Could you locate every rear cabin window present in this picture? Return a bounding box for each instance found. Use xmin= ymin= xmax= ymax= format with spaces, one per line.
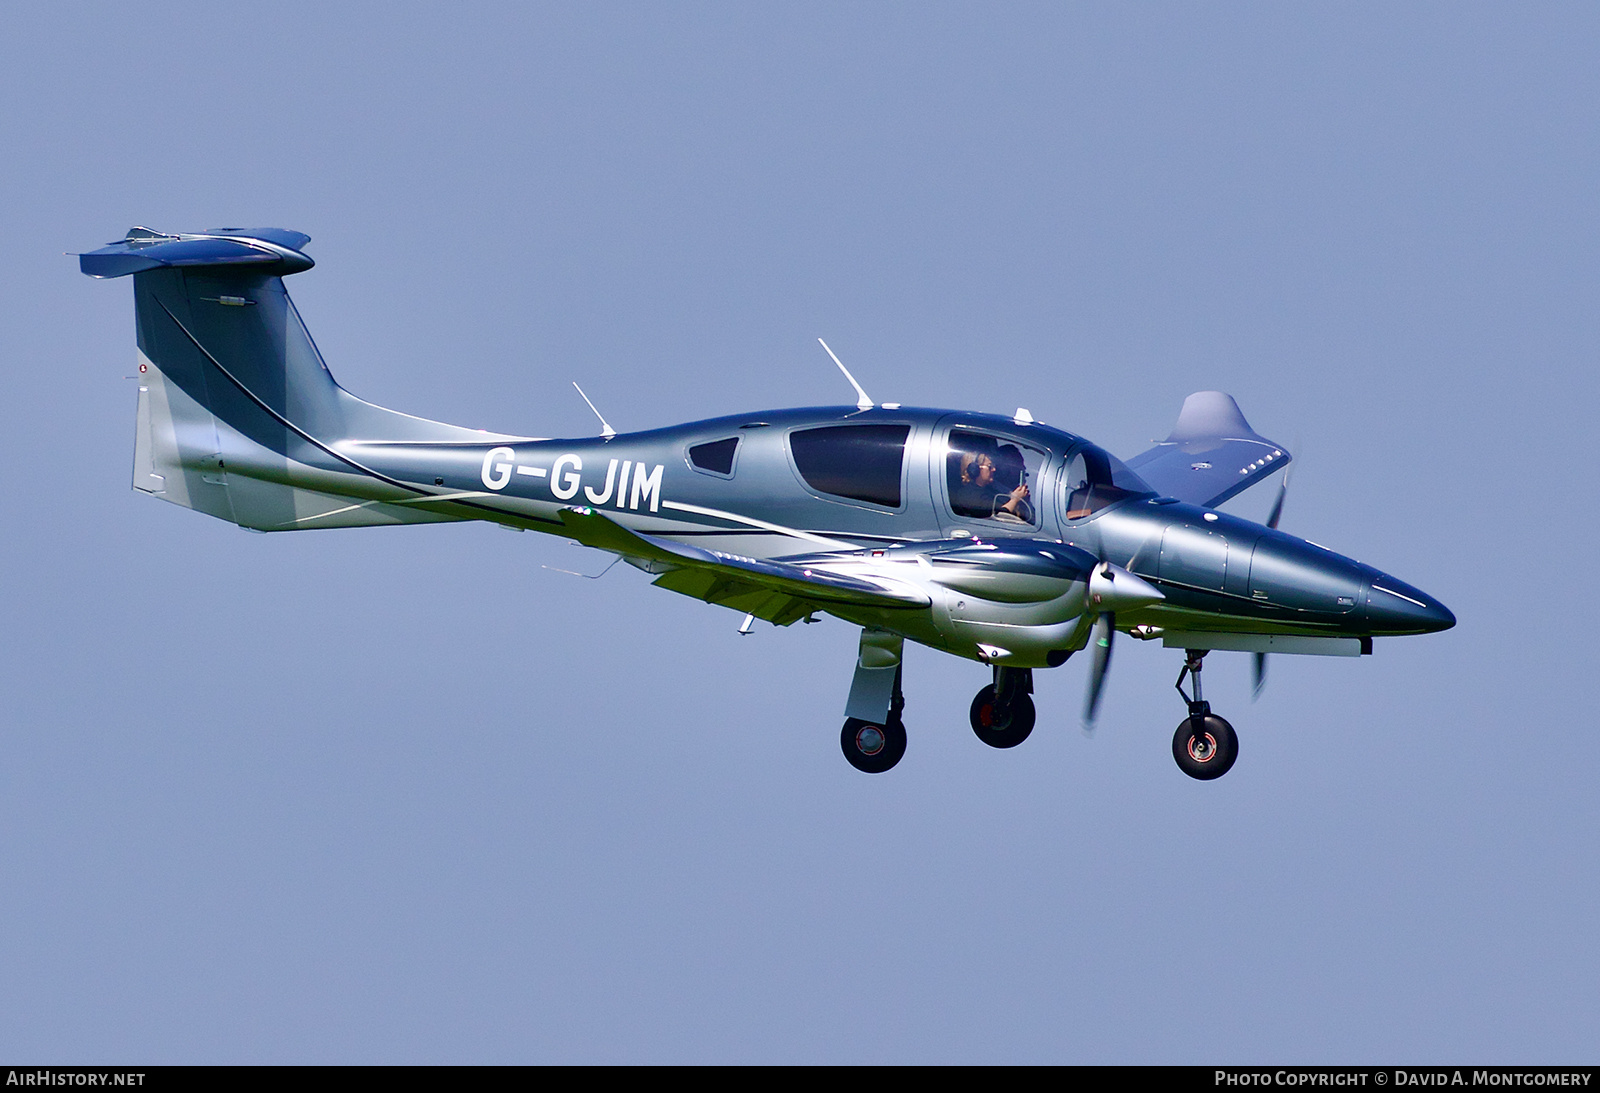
xmin=789 ymin=424 xmax=910 ymax=507
xmin=689 ymin=437 xmax=740 ymax=476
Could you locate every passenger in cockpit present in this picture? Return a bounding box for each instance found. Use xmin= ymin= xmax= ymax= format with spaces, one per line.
xmin=992 ymin=444 xmax=1032 ymax=523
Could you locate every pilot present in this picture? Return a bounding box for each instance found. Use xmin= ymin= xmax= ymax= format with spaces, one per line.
xmin=955 ymin=449 xmax=1030 ymax=521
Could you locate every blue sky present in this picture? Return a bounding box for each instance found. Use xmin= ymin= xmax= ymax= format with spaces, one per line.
xmin=1 ymin=2 xmax=1595 ymax=1062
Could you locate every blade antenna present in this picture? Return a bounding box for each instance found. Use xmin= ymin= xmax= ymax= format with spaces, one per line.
xmin=817 ymin=338 xmax=873 ymax=411
xmin=571 ymin=381 xmax=617 ymax=439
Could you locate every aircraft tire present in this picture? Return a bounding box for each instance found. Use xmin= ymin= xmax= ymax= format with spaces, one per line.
xmin=968 ymin=685 xmax=1036 ymax=749
xmin=1172 ymin=714 xmax=1238 ymax=780
xmin=841 ymin=717 xmax=906 ymax=774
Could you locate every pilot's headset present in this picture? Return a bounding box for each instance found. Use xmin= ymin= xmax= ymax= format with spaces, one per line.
xmin=957 ymin=450 xmax=985 ymax=483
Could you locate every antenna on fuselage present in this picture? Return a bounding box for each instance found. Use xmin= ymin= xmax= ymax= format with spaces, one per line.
xmin=817 ymin=338 xmax=874 ymax=411
xmin=571 ymin=381 xmax=617 ymax=439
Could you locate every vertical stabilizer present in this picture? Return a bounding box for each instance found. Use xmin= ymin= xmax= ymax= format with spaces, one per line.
xmin=83 ymin=228 xmax=507 ymax=530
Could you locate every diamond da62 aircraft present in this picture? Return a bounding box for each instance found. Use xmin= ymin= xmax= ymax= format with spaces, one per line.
xmin=81 ymin=227 xmax=1454 ymax=779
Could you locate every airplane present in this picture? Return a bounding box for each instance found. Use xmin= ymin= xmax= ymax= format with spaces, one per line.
xmin=80 ymin=226 xmax=1455 ymax=779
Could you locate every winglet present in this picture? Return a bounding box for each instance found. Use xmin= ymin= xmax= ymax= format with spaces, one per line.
xmin=1164 ymin=391 xmax=1262 ymax=446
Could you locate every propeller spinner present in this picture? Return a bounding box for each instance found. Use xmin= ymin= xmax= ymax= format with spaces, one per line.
xmin=1081 ymin=562 xmax=1163 ymax=731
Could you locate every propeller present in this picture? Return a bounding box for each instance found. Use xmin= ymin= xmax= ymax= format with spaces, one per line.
xmin=1080 ymin=562 xmax=1163 ymax=732
xmin=1265 ymin=476 xmax=1288 ymax=531
xmin=1084 ymin=612 xmax=1115 ymax=725
xmin=1255 ymin=456 xmax=1294 ymax=700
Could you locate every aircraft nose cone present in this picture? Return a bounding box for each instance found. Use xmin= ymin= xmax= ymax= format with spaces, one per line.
xmin=1365 ymin=574 xmax=1455 ymax=635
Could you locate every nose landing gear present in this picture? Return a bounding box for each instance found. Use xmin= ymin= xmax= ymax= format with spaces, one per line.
xmin=969 ymin=666 xmax=1036 ymax=749
xmin=1171 ymin=649 xmax=1238 ymax=780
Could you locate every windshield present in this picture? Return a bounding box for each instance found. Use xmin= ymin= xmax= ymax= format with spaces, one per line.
xmin=1062 ymin=444 xmax=1155 ymax=519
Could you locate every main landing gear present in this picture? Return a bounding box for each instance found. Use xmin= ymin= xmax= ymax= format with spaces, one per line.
xmin=1171 ymin=649 xmax=1238 ymax=780
xmin=969 ymin=667 xmax=1035 ymax=749
xmin=840 ymin=664 xmax=908 ymax=774
xmin=836 ymin=630 xmax=1241 ymax=779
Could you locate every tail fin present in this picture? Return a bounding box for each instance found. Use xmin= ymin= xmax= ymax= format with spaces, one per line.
xmin=83 ymin=228 xmax=499 ymax=531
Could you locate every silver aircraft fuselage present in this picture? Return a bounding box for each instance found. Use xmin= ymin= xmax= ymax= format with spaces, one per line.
xmin=82 ymin=226 xmax=1453 ymax=778
xmin=329 ymin=406 xmax=1450 ymax=668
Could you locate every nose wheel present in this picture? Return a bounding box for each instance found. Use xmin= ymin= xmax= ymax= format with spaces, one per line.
xmin=1171 ymin=650 xmax=1239 ymax=780
xmin=969 ymin=667 xmax=1036 ymax=748
xmin=1172 ymin=713 xmax=1238 ymax=779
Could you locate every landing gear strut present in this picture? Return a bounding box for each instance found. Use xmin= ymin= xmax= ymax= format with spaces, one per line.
xmin=841 ymin=665 xmax=907 ymax=774
xmin=1171 ymin=649 xmax=1238 ymax=780
xmin=970 ymin=667 xmax=1036 ymax=749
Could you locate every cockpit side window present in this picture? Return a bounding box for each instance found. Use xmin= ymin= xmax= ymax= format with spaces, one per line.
xmin=1062 ymin=445 xmax=1155 ymax=520
xmin=945 ymin=428 xmax=1046 ymax=526
xmin=789 ymin=424 xmax=910 ymax=507
xmin=688 ymin=436 xmax=740 ymax=477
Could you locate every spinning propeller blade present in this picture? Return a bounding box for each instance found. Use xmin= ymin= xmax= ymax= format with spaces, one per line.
xmin=1083 ymin=612 xmax=1115 ymax=730
xmin=1265 ymin=479 xmax=1288 ymax=531
xmin=1257 ymin=457 xmax=1294 ymax=695
xmin=1079 ymin=561 xmax=1162 ymax=732
xmin=1265 ymin=449 xmax=1298 ymax=529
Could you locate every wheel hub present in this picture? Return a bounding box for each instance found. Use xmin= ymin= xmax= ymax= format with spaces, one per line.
xmin=1187 ymin=732 xmax=1217 ymax=762
xmin=855 ymin=725 xmax=887 ymax=756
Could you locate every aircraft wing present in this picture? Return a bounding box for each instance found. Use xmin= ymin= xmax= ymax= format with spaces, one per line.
xmin=1125 ymin=391 xmax=1291 ymax=509
xmin=555 ymin=507 xmax=929 ymax=626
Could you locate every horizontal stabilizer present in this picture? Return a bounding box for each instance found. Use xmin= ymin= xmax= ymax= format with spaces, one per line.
xmin=555 ymin=507 xmax=927 ymax=624
xmin=80 ymin=227 xmax=313 ymax=279
xmin=1125 ymin=391 xmax=1290 ymax=508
